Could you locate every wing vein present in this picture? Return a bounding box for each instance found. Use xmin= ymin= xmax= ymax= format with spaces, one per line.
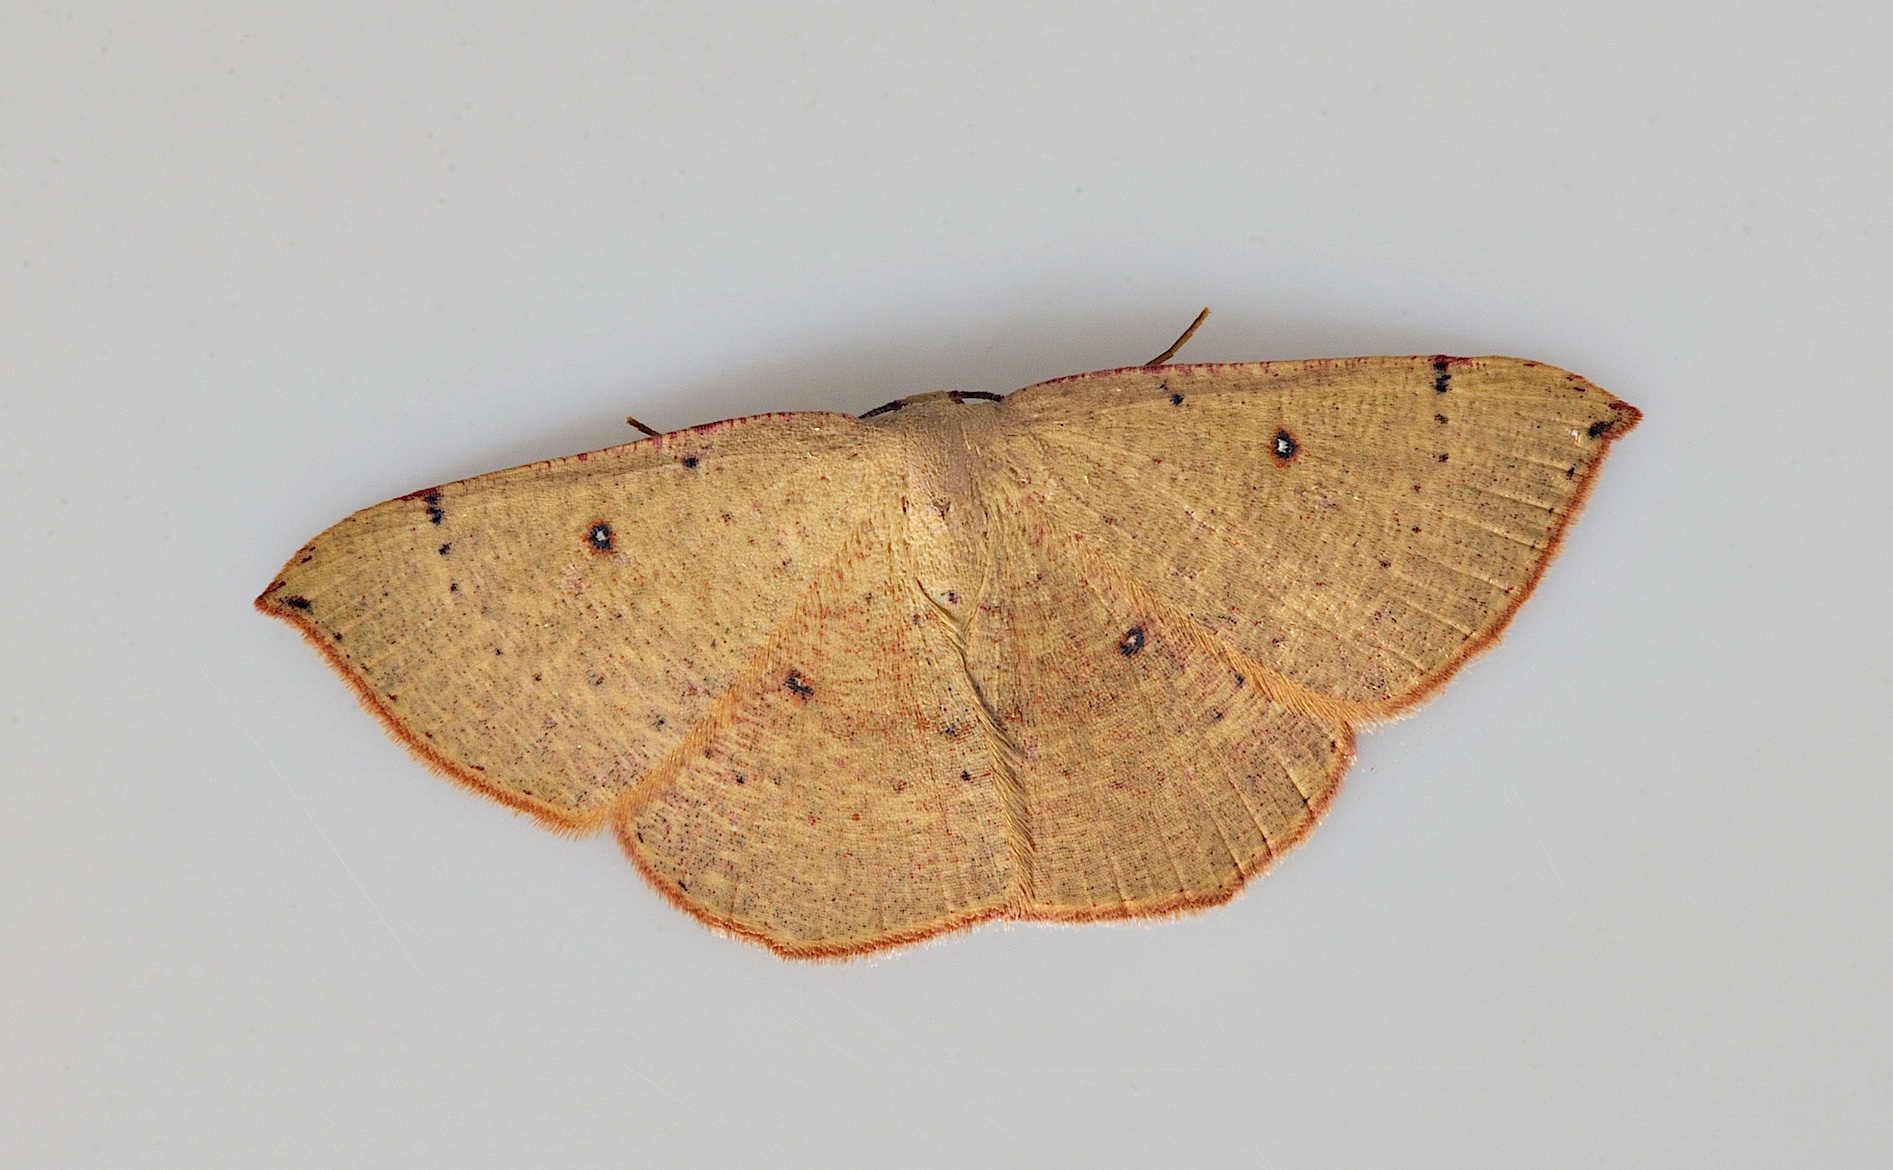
xmin=1464 ymin=482 xmax=1558 ymax=511
xmin=1065 ymin=561 xmax=1225 ymax=899
xmin=995 ymin=459 xmax=1365 ymax=719
xmin=613 ymin=513 xmax=881 ymax=819
xmin=1432 ymin=508 xmax=1546 ymax=551
xmin=1381 ymin=584 xmax=1478 ymax=637
xmin=1264 ymin=737 xmax=1314 ymax=808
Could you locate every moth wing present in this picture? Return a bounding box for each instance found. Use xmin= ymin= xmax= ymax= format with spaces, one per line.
xmin=997 ymin=357 xmax=1641 ymax=718
xmin=257 ymin=412 xmax=883 ymax=832
xmin=967 ymin=496 xmax=1353 ymax=919
xmin=617 ymin=500 xmax=1015 ymax=958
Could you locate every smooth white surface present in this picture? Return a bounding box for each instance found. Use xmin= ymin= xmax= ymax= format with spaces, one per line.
xmin=3 ymin=3 xmax=1888 ymax=1166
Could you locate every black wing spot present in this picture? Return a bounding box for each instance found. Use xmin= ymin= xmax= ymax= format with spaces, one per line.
xmin=282 ymin=595 xmax=312 ymax=610
xmin=438 ymin=543 xmax=451 ymax=555
xmin=586 ymin=522 xmax=614 ymax=553
xmin=1587 ymin=418 xmax=1613 ymax=438
xmin=1433 ymin=359 xmax=1451 ymax=394
xmin=961 ymin=770 xmax=971 ymax=782
xmin=1436 ymin=453 xmax=1449 ymax=462
xmin=682 ymin=455 xmax=699 ymax=468
xmin=424 ymin=493 xmax=445 ymax=525
xmin=1272 ymin=429 xmax=1299 ymax=464
xmin=1435 ymin=413 xmax=1448 ymax=424
xmin=784 ymin=671 xmax=814 ymax=699
xmin=1170 ymin=393 xmax=1184 ymax=406
xmin=1118 ymin=625 xmax=1146 ymax=656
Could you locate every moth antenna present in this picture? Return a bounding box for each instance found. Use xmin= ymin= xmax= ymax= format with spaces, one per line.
xmin=625 ymin=415 xmax=662 ymax=437
xmin=1147 ymin=307 xmax=1210 ymax=365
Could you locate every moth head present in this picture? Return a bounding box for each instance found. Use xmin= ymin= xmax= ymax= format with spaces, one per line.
xmin=860 ymin=390 xmax=1006 ymax=422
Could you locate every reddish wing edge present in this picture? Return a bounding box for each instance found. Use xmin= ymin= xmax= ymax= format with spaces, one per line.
xmin=1008 ymin=357 xmax=1643 ymax=726
xmin=1362 ymin=390 xmax=1641 ymax=723
xmin=254 ymin=589 xmax=606 ymax=837
xmin=252 ymin=413 xmax=863 ymax=837
xmin=610 ymin=729 xmax=1357 ymax=961
xmin=256 ymin=357 xmax=1641 ymax=959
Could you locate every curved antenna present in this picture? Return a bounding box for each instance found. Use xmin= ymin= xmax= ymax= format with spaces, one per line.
xmin=1147 ymin=307 xmax=1211 ymax=365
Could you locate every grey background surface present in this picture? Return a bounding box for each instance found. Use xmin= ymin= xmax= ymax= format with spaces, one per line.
xmin=3 ymin=3 xmax=1888 ymax=1166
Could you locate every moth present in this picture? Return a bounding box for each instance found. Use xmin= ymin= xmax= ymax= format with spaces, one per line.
xmin=259 ymin=320 xmax=1639 ymax=958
